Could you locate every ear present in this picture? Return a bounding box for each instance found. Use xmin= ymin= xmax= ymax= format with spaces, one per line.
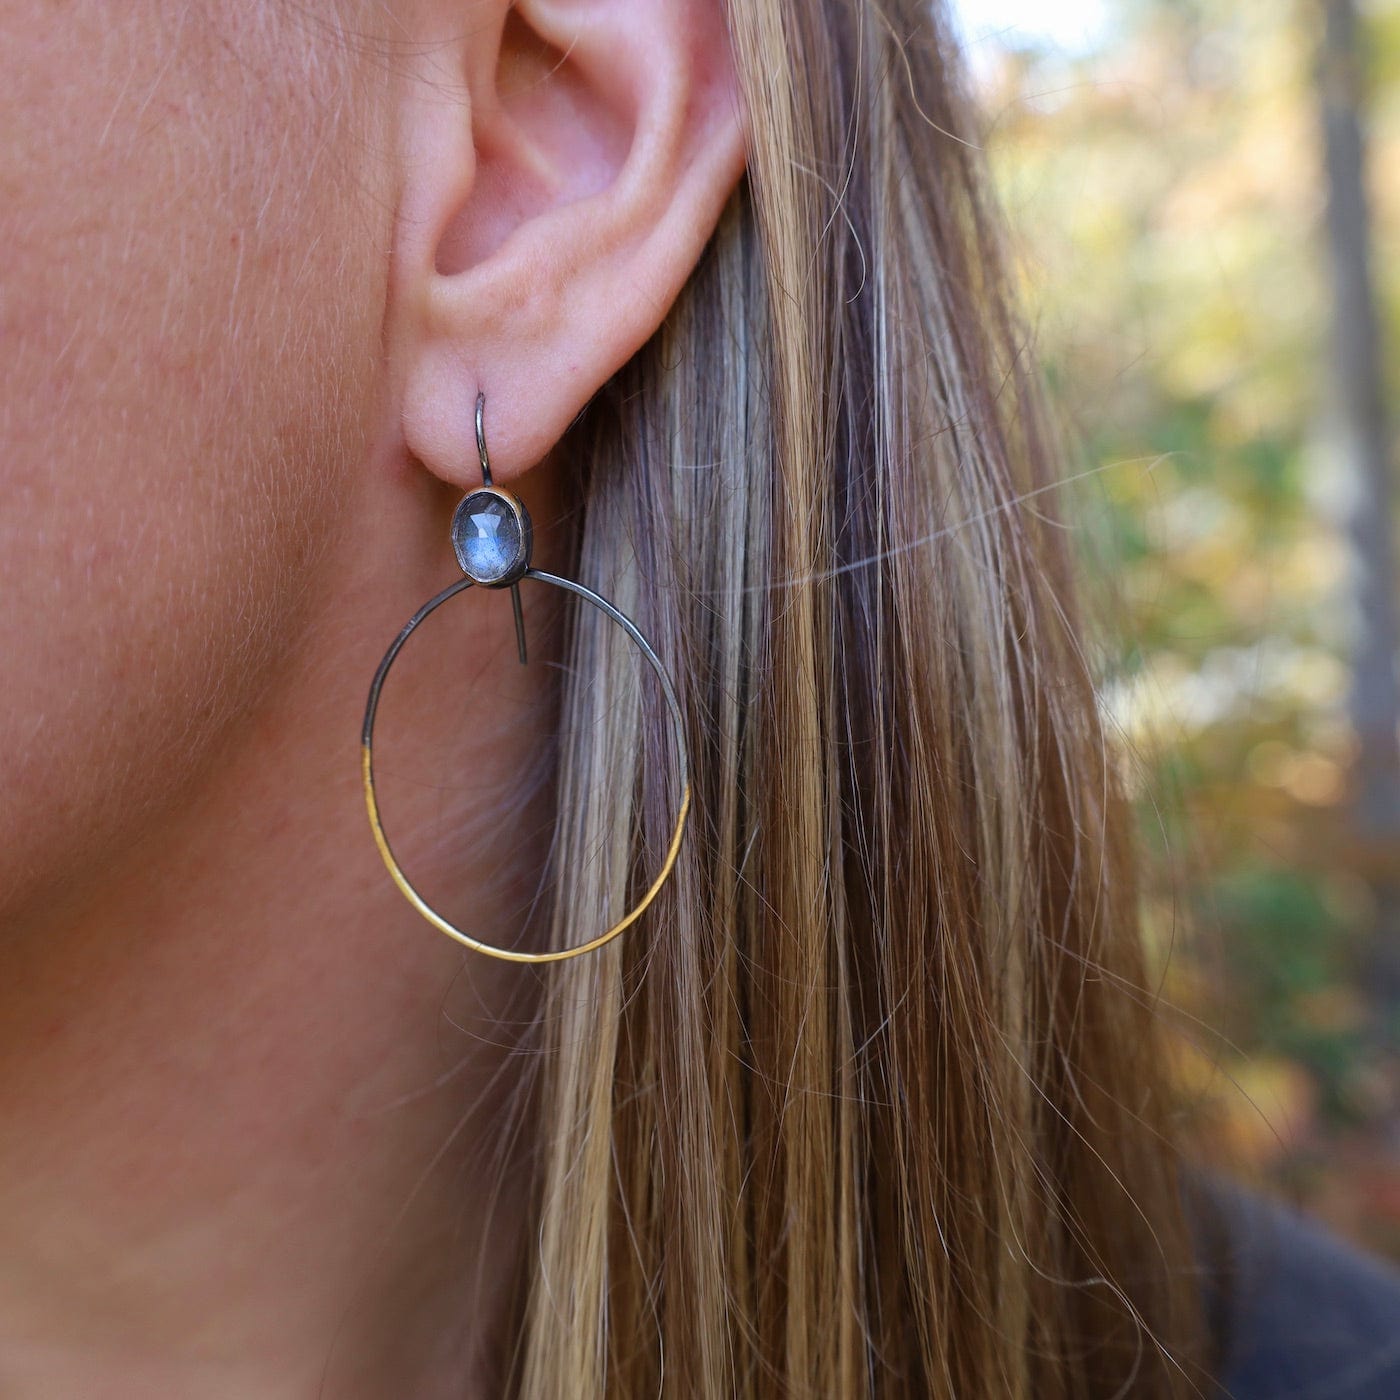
xmin=392 ymin=0 xmax=745 ymax=488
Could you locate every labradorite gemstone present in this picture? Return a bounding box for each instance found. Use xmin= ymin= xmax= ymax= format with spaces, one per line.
xmin=452 ymin=490 xmax=525 ymax=584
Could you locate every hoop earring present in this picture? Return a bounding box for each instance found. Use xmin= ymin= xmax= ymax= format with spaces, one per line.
xmin=361 ymin=393 xmax=691 ymax=964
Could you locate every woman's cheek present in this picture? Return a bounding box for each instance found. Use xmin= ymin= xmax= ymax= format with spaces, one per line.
xmin=0 ymin=1 xmax=390 ymax=921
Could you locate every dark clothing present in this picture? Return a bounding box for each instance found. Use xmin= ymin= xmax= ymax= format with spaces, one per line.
xmin=1205 ymin=1183 xmax=1400 ymax=1399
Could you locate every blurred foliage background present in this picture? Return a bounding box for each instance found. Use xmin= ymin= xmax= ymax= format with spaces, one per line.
xmin=957 ymin=0 xmax=1400 ymax=1257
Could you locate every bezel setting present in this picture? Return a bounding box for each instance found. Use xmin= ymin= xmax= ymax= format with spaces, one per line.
xmin=450 ymin=487 xmax=533 ymax=588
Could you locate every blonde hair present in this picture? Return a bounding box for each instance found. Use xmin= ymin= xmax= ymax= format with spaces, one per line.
xmin=512 ymin=2 xmax=1209 ymax=1394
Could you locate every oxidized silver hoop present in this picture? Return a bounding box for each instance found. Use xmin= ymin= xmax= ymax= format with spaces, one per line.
xmin=361 ymin=393 xmax=691 ymax=964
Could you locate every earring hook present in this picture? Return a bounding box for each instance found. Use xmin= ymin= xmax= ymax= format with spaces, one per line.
xmin=475 ymin=391 xmax=528 ymax=665
xmin=475 ymin=390 xmax=493 ymax=487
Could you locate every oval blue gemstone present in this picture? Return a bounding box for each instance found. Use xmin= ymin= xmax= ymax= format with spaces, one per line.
xmin=452 ymin=491 xmax=524 ymax=583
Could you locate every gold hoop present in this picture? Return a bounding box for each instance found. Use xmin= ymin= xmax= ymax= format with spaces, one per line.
xmin=363 ymin=394 xmax=690 ymax=961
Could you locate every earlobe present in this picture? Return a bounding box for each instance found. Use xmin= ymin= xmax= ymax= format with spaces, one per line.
xmin=394 ymin=0 xmax=745 ymax=491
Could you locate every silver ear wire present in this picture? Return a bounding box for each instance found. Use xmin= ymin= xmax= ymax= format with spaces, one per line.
xmin=474 ymin=390 xmax=493 ymax=486
xmin=475 ymin=391 xmax=528 ymax=665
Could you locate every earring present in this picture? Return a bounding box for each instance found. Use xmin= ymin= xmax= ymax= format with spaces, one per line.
xmin=361 ymin=393 xmax=691 ymax=963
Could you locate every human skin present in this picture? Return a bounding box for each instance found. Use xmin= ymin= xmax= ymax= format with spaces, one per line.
xmin=0 ymin=1 xmax=743 ymax=1394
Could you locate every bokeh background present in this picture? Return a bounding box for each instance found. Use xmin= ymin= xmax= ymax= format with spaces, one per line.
xmin=950 ymin=0 xmax=1400 ymax=1259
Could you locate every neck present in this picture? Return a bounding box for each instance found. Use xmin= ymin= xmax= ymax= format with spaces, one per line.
xmin=0 ymin=470 xmax=567 ymax=1398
